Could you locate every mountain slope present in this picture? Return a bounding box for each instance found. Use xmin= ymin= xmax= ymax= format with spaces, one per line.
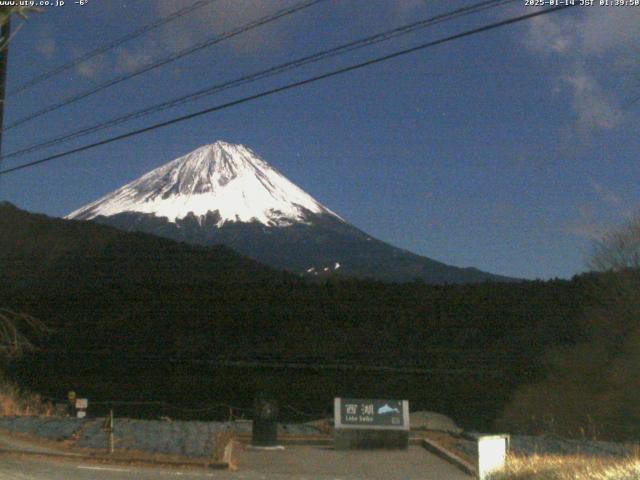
xmin=0 ymin=201 xmax=283 ymax=290
xmin=67 ymin=141 xmax=514 ymax=284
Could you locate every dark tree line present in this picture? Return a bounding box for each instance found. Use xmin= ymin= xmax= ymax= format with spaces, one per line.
xmin=1 ymin=202 xmax=632 ymax=434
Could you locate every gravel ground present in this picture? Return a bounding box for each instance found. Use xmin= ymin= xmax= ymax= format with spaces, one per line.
xmin=0 ymin=416 xmax=324 ymax=458
xmin=2 ymin=415 xmax=633 ymax=464
xmin=0 ymin=417 xmax=85 ymax=441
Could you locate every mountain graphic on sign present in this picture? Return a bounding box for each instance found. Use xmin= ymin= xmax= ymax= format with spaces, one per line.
xmin=377 ymin=404 xmax=400 ymax=415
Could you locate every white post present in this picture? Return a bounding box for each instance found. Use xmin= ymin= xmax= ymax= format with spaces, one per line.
xmin=477 ymin=435 xmax=509 ymax=480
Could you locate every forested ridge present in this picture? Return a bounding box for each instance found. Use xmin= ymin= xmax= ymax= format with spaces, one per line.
xmin=0 ymin=202 xmax=613 ymax=433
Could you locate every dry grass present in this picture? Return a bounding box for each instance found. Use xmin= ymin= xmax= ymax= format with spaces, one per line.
xmin=0 ymin=309 xmax=53 ymax=417
xmin=0 ymin=374 xmax=53 ymax=416
xmin=0 ymin=309 xmax=51 ymax=360
xmin=489 ymin=454 xmax=640 ymax=480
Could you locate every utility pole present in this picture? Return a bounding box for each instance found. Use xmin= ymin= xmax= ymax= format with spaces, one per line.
xmin=108 ymin=409 xmax=114 ymax=454
xmin=103 ymin=409 xmax=115 ymax=454
xmin=0 ymin=15 xmax=10 ymax=158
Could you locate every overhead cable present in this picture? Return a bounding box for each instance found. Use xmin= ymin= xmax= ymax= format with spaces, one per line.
xmin=3 ymin=0 xmax=328 ymax=130
xmin=1 ymin=0 xmax=515 ymax=163
xmin=7 ymin=0 xmax=220 ymax=97
xmin=0 ymin=5 xmax=576 ymax=177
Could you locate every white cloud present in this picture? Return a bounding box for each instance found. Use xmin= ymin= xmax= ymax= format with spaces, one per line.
xmin=35 ymin=37 xmax=56 ymax=58
xmin=525 ymin=12 xmax=572 ymax=54
xmin=563 ymin=182 xmax=631 ymax=240
xmin=524 ymin=8 xmax=640 ymax=133
xmin=112 ymin=0 xmax=313 ymax=74
xmin=563 ymin=220 xmax=607 ymax=240
xmin=563 ymin=205 xmax=608 ymax=240
xmin=388 ymin=0 xmax=430 ymax=21
xmin=35 ymin=28 xmax=57 ymax=58
xmin=590 ymin=180 xmax=621 ymax=207
xmin=562 ymin=64 xmax=622 ymax=133
xmin=155 ymin=0 xmax=300 ymax=56
xmin=75 ymin=54 xmax=107 ymax=80
xmin=576 ymin=9 xmax=640 ymax=56
xmin=115 ymin=43 xmax=159 ymax=74
xmin=113 ymin=0 xmax=440 ymax=76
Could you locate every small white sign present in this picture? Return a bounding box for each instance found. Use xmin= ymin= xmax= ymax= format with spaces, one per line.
xmin=76 ymin=410 xmax=87 ymax=419
xmin=75 ymin=398 xmax=88 ymax=409
xmin=477 ymin=435 xmax=508 ymax=480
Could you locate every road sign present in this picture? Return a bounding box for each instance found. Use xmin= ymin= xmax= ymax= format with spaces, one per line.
xmin=334 ymin=398 xmax=410 ymax=430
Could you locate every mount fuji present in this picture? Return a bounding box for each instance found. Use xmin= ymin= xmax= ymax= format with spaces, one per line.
xmin=67 ymin=141 xmax=513 ymax=283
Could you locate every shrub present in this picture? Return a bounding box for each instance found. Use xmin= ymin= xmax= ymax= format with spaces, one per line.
xmin=489 ymin=454 xmax=640 ymax=480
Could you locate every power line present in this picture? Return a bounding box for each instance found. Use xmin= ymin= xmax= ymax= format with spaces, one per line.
xmin=2 ymin=0 xmax=327 ymax=131
xmin=7 ymin=0 xmax=220 ymax=98
xmin=0 ymin=5 xmax=576 ymax=177
xmin=38 ymin=394 xmax=253 ymax=415
xmin=26 ymin=350 xmax=520 ymax=375
xmin=0 ymin=14 xmax=9 ymax=156
xmin=30 ymin=349 xmax=548 ymax=362
xmin=1 ymin=0 xmax=515 ymax=163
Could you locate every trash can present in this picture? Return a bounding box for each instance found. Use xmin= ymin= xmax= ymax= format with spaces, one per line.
xmin=252 ymin=398 xmax=278 ymax=446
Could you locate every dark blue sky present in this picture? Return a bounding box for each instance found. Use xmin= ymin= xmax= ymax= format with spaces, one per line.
xmin=1 ymin=0 xmax=638 ymax=280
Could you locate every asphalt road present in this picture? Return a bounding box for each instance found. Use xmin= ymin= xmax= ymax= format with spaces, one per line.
xmin=0 ymin=457 xmax=225 ymax=480
xmin=0 ymin=431 xmax=472 ymax=479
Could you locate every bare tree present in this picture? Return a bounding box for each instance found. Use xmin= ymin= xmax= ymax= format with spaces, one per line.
xmin=0 ymin=309 xmax=51 ymax=361
xmin=589 ymin=217 xmax=640 ymax=272
xmin=0 ymin=6 xmax=40 ymax=26
xmin=499 ymin=216 xmax=640 ymax=439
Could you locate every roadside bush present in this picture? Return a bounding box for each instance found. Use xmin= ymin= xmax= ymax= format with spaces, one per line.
xmin=0 ymin=373 xmax=53 ymax=416
xmin=489 ymin=454 xmax=640 ymax=480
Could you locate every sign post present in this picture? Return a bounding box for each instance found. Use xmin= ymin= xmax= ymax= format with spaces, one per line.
xmin=102 ymin=409 xmax=115 ymax=454
xmin=334 ymin=398 xmax=410 ymax=449
xmin=75 ymin=398 xmax=88 ymax=419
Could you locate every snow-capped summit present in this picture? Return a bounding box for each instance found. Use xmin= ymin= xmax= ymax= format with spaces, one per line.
xmin=66 ymin=141 xmax=340 ymax=227
xmin=66 ymin=141 xmax=515 ymax=284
